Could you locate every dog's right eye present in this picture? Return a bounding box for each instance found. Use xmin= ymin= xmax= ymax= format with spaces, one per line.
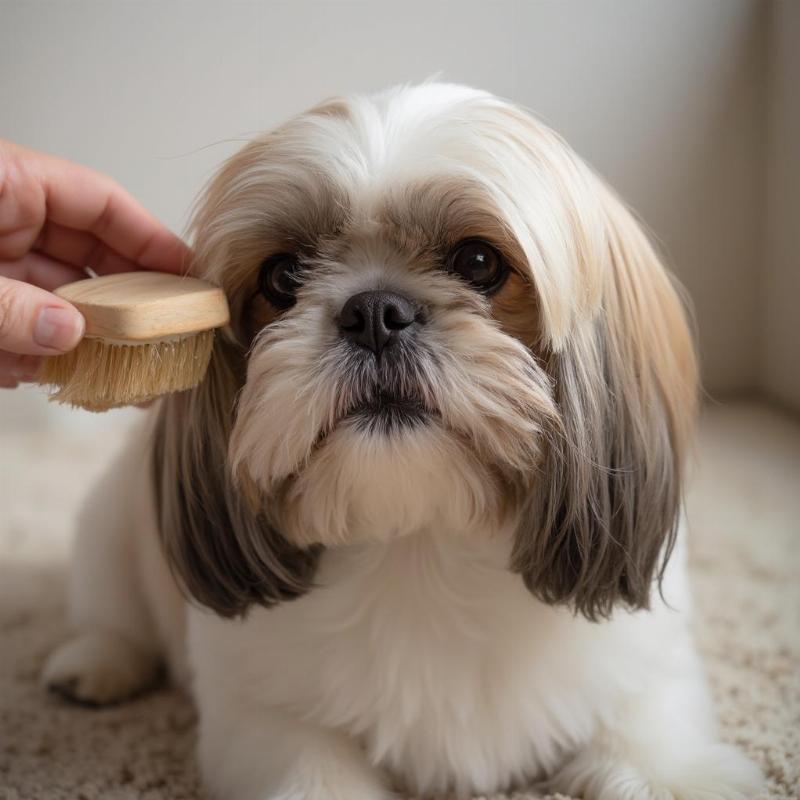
xmin=258 ymin=254 xmax=302 ymax=309
xmin=447 ymin=239 xmax=508 ymax=295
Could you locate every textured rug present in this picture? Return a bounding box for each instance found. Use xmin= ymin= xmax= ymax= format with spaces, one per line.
xmin=0 ymin=395 xmax=797 ymax=799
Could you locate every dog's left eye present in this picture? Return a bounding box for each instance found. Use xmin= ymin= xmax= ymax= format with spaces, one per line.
xmin=447 ymin=240 xmax=507 ymax=294
xmin=258 ymin=253 xmax=302 ymax=309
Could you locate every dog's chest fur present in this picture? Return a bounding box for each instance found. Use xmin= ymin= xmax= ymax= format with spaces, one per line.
xmin=188 ymin=531 xmax=639 ymax=796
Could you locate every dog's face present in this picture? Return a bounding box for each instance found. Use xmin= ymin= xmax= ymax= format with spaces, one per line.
xmin=154 ymin=84 xmax=697 ymax=620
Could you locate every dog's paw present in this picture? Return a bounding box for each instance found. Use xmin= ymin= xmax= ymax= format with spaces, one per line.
xmin=663 ymin=744 xmax=764 ymax=800
xmin=41 ymin=631 xmax=160 ymax=706
xmin=550 ymin=742 xmax=763 ymax=800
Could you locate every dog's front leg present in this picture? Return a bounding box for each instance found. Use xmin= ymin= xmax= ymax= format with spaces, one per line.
xmin=545 ymin=668 xmax=762 ymax=800
xmin=197 ymin=701 xmax=388 ymax=800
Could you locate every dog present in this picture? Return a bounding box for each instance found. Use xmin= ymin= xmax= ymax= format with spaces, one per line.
xmin=43 ymin=83 xmax=762 ymax=800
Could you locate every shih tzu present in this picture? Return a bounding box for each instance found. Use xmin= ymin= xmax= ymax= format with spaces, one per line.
xmin=43 ymin=84 xmax=762 ymax=800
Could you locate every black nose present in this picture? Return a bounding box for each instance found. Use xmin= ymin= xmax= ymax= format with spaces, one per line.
xmin=339 ymin=290 xmax=418 ymax=355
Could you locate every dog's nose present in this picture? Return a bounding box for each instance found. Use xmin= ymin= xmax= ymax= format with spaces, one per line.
xmin=338 ymin=290 xmax=418 ymax=355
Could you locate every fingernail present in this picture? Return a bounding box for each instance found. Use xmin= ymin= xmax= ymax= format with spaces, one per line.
xmin=34 ymin=307 xmax=84 ymax=351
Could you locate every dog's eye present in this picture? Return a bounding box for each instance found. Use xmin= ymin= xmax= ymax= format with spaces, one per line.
xmin=258 ymin=253 xmax=302 ymax=309
xmin=447 ymin=240 xmax=507 ymax=294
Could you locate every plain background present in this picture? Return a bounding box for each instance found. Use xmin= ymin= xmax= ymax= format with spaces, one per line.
xmin=0 ymin=0 xmax=797 ymax=429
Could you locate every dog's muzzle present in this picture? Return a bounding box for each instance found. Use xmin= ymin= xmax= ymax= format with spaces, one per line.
xmin=336 ymin=290 xmax=433 ymax=431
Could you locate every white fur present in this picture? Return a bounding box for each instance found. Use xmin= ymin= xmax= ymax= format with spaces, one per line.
xmin=44 ymin=84 xmax=761 ymax=800
xmin=48 ymin=450 xmax=760 ymax=799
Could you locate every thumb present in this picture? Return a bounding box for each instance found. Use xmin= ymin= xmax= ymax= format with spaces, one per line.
xmin=0 ymin=275 xmax=85 ymax=355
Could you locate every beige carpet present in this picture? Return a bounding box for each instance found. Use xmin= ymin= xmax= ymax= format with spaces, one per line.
xmin=0 ymin=393 xmax=798 ymax=799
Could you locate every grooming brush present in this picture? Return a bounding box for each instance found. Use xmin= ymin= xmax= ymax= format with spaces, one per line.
xmin=37 ymin=272 xmax=229 ymax=412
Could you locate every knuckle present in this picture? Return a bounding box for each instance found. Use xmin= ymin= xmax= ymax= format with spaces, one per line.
xmin=0 ymin=138 xmax=13 ymax=188
xmin=0 ymin=144 xmax=45 ymax=258
xmin=0 ymin=143 xmax=6 ymax=200
xmin=0 ymin=144 xmax=22 ymax=206
xmin=0 ymin=281 xmax=23 ymax=343
xmin=92 ymin=194 xmax=115 ymax=237
xmin=0 ymin=143 xmax=14 ymax=218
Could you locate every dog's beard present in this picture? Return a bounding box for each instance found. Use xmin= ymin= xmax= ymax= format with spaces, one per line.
xmin=229 ymin=295 xmax=558 ymax=546
xmin=330 ymin=337 xmax=435 ymax=434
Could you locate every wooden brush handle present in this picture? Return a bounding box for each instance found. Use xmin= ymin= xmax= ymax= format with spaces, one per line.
xmin=55 ymin=272 xmax=230 ymax=342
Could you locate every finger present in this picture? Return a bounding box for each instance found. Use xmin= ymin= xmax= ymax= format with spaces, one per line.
xmin=0 ymin=275 xmax=85 ymax=355
xmin=1 ymin=252 xmax=87 ymax=291
xmin=0 ymin=140 xmax=191 ymax=273
xmin=0 ymin=350 xmax=42 ymax=383
xmin=31 ymin=151 xmax=191 ymax=273
xmin=33 ymin=221 xmax=139 ymax=275
xmin=0 ymin=141 xmax=46 ymax=260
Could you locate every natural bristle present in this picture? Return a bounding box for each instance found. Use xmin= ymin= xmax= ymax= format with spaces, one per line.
xmin=37 ymin=331 xmax=215 ymax=412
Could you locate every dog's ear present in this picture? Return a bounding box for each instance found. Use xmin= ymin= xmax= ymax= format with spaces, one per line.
xmin=511 ymin=178 xmax=698 ymax=620
xmin=152 ymin=335 xmax=321 ymax=618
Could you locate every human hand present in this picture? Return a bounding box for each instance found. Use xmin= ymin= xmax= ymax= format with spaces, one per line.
xmin=0 ymin=139 xmax=190 ymax=387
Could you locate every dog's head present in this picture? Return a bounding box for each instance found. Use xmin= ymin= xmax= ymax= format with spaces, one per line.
xmin=154 ymin=83 xmax=697 ymax=620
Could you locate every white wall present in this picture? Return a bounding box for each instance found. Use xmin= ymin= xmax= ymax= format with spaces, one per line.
xmin=761 ymin=1 xmax=800 ymax=414
xmin=0 ymin=0 xmax=771 ymax=428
